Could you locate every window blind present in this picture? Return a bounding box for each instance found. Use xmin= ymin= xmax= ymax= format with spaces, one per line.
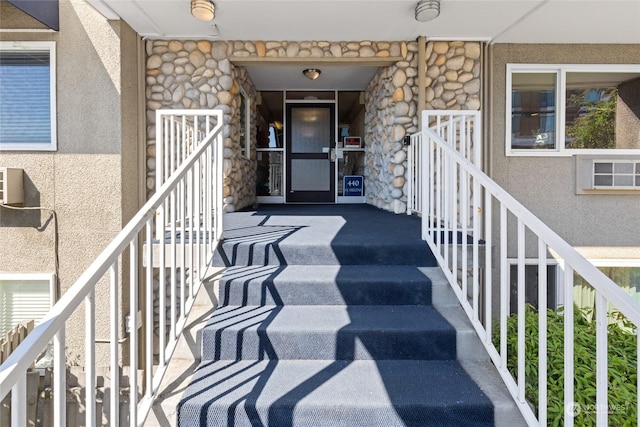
xmin=0 ymin=50 xmax=52 ymax=145
xmin=0 ymin=279 xmax=51 ymax=337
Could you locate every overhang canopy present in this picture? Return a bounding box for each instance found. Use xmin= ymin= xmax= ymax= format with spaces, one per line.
xmin=7 ymin=0 xmax=59 ymax=31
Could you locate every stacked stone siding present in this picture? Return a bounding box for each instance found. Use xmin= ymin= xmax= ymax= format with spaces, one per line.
xmin=424 ymin=41 xmax=482 ymax=111
xmin=364 ymin=42 xmax=419 ymax=214
xmin=145 ymin=40 xmax=257 ymax=212
xmin=144 ymin=39 xmax=482 ymax=214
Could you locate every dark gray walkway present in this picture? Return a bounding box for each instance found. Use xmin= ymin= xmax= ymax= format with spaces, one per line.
xmin=178 ymin=203 xmax=494 ymax=426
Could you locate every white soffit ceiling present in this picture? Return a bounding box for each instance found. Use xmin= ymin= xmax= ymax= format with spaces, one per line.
xmin=246 ymin=65 xmax=380 ymax=91
xmin=90 ymin=0 xmax=640 ymax=44
xmin=90 ymin=0 xmax=640 ymax=91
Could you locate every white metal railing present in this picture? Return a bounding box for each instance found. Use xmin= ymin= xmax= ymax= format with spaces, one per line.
xmin=420 ymin=110 xmax=640 ymax=426
xmin=157 ymin=110 xmax=223 ymax=235
xmin=407 ymin=111 xmax=481 ymax=216
xmin=256 ymin=148 xmax=284 ymax=197
xmin=406 ymin=132 xmax=422 ymax=215
xmin=0 ymin=110 xmax=225 ymax=426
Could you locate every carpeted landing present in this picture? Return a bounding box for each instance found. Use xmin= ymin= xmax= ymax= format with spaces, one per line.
xmin=177 ymin=204 xmax=493 ymax=426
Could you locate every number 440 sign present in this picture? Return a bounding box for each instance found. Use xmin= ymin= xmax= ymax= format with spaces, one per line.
xmin=343 ymin=175 xmax=364 ymax=196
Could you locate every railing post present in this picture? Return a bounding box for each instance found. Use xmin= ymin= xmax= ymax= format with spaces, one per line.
xmin=85 ymin=289 xmax=96 ymax=427
xmin=53 ymin=328 xmax=66 ymax=426
xmin=145 ymin=220 xmax=154 ymax=399
xmin=538 ymin=240 xmax=548 ymax=425
xmin=110 ymin=261 xmax=120 ymax=426
xmin=407 ymin=135 xmax=414 ymax=215
xmin=564 ymin=265 xmax=575 ymax=427
xmin=216 ymin=132 xmax=224 ymax=241
xmin=516 ymin=220 xmax=526 ymax=405
xmin=595 ymin=292 xmax=608 ymax=426
xmin=484 ymin=190 xmax=492 ymax=341
xmin=129 ymin=239 xmax=139 ymax=427
xmin=11 ymin=372 xmax=26 ymax=427
xmin=499 ymin=203 xmax=508 ymax=372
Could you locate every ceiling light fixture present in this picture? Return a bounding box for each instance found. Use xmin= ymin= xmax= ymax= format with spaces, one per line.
xmin=191 ymin=0 xmax=215 ymax=21
xmin=303 ymin=68 xmax=321 ymax=80
xmin=415 ymin=0 xmax=440 ymax=22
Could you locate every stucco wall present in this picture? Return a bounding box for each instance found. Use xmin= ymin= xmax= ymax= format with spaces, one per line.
xmin=0 ymin=0 xmax=140 ymax=364
xmin=490 ymin=44 xmax=640 ymax=250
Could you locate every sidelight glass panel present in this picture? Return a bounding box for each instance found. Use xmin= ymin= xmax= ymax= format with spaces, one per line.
xmin=291 ymin=107 xmax=331 ymax=153
xmin=256 ymin=151 xmax=283 ymax=196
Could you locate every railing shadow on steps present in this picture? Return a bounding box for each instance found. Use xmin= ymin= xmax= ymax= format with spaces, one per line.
xmin=177 ymin=205 xmax=490 ymax=426
xmin=0 ymin=109 xmax=225 ymax=427
xmin=417 ymin=110 xmax=640 ymax=426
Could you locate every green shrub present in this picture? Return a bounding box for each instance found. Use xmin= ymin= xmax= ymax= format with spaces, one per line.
xmin=496 ymin=305 xmax=637 ymax=426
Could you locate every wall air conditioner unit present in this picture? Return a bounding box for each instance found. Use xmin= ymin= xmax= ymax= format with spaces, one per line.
xmin=576 ymin=156 xmax=640 ymax=194
xmin=0 ymin=167 xmax=24 ymax=205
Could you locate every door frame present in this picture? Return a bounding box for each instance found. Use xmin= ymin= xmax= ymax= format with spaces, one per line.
xmin=285 ymin=101 xmax=337 ymax=203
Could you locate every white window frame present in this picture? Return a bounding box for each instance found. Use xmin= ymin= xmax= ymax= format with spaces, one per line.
xmin=506 ymin=63 xmax=640 ymax=157
xmin=0 ymin=41 xmax=57 ymax=151
xmin=240 ymin=86 xmax=251 ymax=159
xmin=0 ymin=272 xmax=56 ymax=335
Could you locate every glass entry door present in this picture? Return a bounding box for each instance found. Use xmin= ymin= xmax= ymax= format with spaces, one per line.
xmin=286 ymin=103 xmax=336 ymax=203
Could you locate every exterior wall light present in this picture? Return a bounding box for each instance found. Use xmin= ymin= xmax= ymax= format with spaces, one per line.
xmin=303 ymin=69 xmax=321 ymax=80
xmin=415 ymin=0 xmax=440 ymax=22
xmin=191 ymin=0 xmax=215 ymax=21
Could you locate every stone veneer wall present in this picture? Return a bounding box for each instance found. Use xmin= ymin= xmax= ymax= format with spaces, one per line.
xmin=145 ymin=40 xmax=482 ymax=214
xmin=364 ymin=40 xmax=482 ymax=214
xmin=364 ymin=42 xmax=419 ymax=214
xmin=145 ymin=40 xmax=256 ymax=212
xmin=145 ymin=40 xmax=413 ymax=212
xmin=424 ymin=41 xmax=481 ymax=111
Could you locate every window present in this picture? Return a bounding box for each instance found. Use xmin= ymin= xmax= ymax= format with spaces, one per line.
xmin=574 ymin=263 xmax=640 ymax=311
xmin=239 ymin=87 xmax=250 ymax=159
xmin=508 ymin=260 xmax=640 ymax=314
xmin=507 ymin=65 xmax=640 ymax=156
xmin=510 ymin=72 xmax=557 ymax=150
xmin=508 ymin=262 xmax=559 ymax=313
xmin=0 ymin=273 xmax=55 ymax=336
xmin=0 ymin=41 xmax=56 ymax=151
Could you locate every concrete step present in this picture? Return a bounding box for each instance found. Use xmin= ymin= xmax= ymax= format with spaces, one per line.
xmin=201 ymin=304 xmax=456 ymax=361
xmin=218 ymin=265 xmax=432 ymax=306
xmin=178 ymin=359 xmax=494 ymax=427
xmin=212 ymin=235 xmax=436 ymax=266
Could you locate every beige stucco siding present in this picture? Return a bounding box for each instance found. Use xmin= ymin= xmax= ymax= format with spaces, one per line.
xmin=490 ymin=44 xmax=640 ymax=250
xmin=0 ymin=0 xmax=141 ymax=364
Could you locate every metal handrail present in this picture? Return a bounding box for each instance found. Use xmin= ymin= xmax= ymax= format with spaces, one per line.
xmin=0 ymin=110 xmax=225 ymax=426
xmin=407 ymin=110 xmax=481 ymax=216
xmin=421 ymin=110 xmax=640 ymax=426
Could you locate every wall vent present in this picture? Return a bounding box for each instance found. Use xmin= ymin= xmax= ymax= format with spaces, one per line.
xmin=0 ymin=167 xmax=24 ymax=205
